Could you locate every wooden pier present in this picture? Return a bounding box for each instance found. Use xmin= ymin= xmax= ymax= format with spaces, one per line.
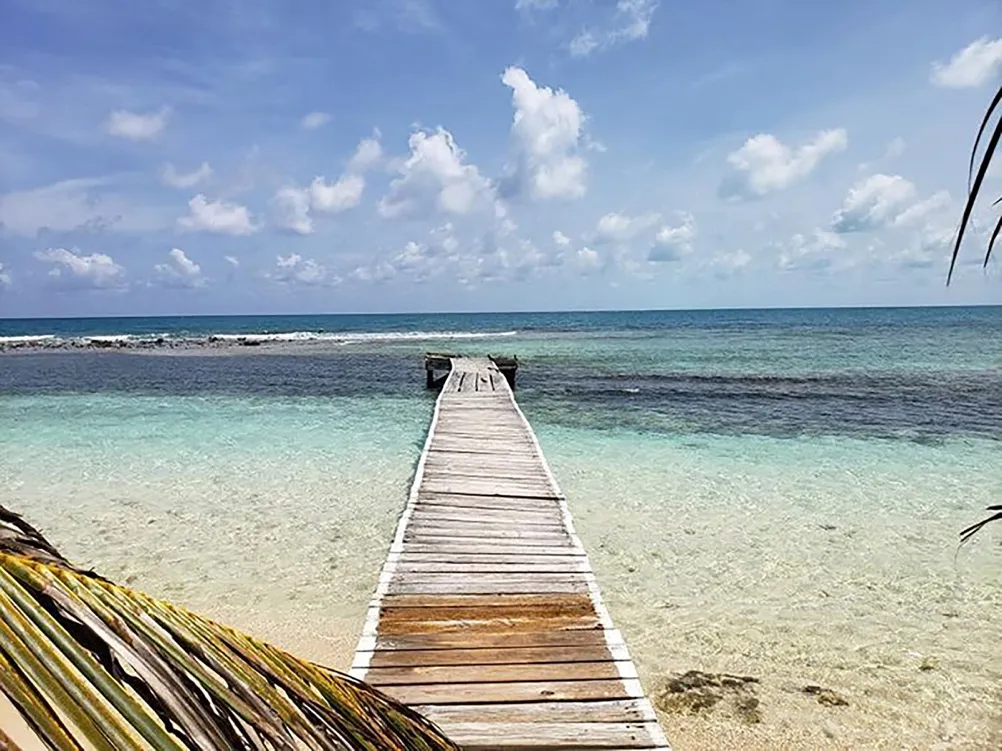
xmin=352 ymin=357 xmax=670 ymax=750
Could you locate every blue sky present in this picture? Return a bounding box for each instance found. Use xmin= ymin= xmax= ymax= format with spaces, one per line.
xmin=0 ymin=0 xmax=1000 ymax=316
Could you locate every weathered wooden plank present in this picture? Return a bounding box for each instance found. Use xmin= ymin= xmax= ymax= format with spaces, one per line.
xmin=393 ymin=554 xmax=589 ymax=567
xmin=374 ymin=615 xmax=602 ymax=636
xmin=408 ymin=511 xmax=564 ymax=525
xmin=419 ymin=483 xmax=558 ymax=500
xmin=373 ymin=629 xmax=617 ymax=651
xmin=396 ymin=536 xmax=577 ymax=548
xmin=386 ymin=580 xmax=590 ymax=596
xmin=365 ymin=661 xmax=631 ymax=686
xmin=404 ymin=525 xmax=569 ymax=540
xmin=394 ymin=561 xmax=590 ymax=574
xmin=422 ymin=461 xmax=549 ymax=476
xmin=411 ymin=699 xmax=656 ymax=724
xmin=416 ymin=494 xmax=563 ymax=511
xmin=410 ymin=508 xmax=564 ymax=526
xmin=426 ymin=721 xmax=660 ymax=750
xmin=401 ymin=544 xmax=584 ymax=557
xmin=378 ymin=593 xmax=596 ymax=609
xmin=389 ymin=573 xmax=593 ymax=585
xmin=380 ymin=679 xmax=637 ymax=705
xmin=378 ymin=597 xmax=596 ymax=621
xmin=360 ymin=645 xmax=623 ymax=669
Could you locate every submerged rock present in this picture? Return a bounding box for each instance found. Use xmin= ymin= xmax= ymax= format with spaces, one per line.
xmin=803 ymin=685 xmax=849 ymax=707
xmin=654 ymin=670 xmax=761 ymax=722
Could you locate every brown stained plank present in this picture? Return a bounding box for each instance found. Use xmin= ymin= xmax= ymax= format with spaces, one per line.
xmin=411 ymin=699 xmax=655 ymax=724
xmin=365 ymin=661 xmax=628 ymax=686
xmin=380 ymin=679 xmax=635 ymax=706
xmin=374 ymin=616 xmax=602 ymax=637
xmin=378 ymin=598 xmax=596 ymax=622
xmin=364 ymin=646 xmax=617 ymax=669
xmin=374 ymin=629 xmax=613 ymax=651
xmin=429 ymin=721 xmax=659 ymax=750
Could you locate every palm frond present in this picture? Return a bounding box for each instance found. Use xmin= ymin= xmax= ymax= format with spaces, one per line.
xmin=948 ymin=84 xmax=1002 ymax=283
xmin=0 ymin=506 xmax=458 ymax=751
xmin=960 ymin=506 xmax=1002 ymax=546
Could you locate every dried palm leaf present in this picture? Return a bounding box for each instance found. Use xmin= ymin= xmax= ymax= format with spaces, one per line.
xmin=0 ymin=506 xmax=458 ymax=751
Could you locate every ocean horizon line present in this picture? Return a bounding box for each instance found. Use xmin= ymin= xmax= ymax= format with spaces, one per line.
xmin=1 ymin=301 xmax=1000 ymax=323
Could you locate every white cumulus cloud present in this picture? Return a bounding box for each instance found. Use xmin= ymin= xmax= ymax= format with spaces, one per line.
xmin=348 ymin=133 xmax=384 ymax=172
xmin=516 ymin=0 xmax=557 ymax=9
xmin=595 ymin=211 xmax=660 ymax=242
xmin=711 ymin=249 xmax=751 ymax=277
xmin=178 ymin=194 xmax=258 ymax=236
xmin=931 ymin=37 xmax=1002 ymax=88
xmin=575 ymin=246 xmax=602 ymax=273
xmin=273 ymin=186 xmax=313 ymax=235
xmin=553 ymin=230 xmax=571 ymax=246
xmin=301 ymin=112 xmax=332 ymax=130
xmin=160 ymin=162 xmax=212 ymax=189
xmin=105 ymin=107 xmax=170 ymax=140
xmin=273 ymin=135 xmax=375 ymax=232
xmin=723 ymin=129 xmax=848 ymax=199
xmin=778 ymin=229 xmax=846 ymax=271
xmin=569 ymin=0 xmax=657 ymax=57
xmin=893 ymin=190 xmax=952 ymax=227
xmin=502 ymin=66 xmax=587 ymax=201
xmin=379 ymin=127 xmax=492 ymax=218
xmin=831 ymin=174 xmax=917 ymax=232
xmin=269 ymin=253 xmax=338 ymax=286
xmin=310 ymin=174 xmax=365 ymax=213
xmin=649 ymin=212 xmax=697 ymax=262
xmin=34 ymin=247 xmax=126 ymax=289
xmin=0 ymin=262 xmax=10 ymax=288
xmin=154 ymin=248 xmax=204 ymax=288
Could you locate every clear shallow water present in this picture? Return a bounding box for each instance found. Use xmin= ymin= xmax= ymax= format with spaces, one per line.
xmin=1 ymin=306 xmax=1001 ymax=749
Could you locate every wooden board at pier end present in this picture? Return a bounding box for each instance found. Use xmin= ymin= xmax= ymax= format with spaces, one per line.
xmin=352 ymin=357 xmax=671 ymax=750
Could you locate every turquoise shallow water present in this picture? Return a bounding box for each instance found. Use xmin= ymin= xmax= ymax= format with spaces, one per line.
xmin=1 ymin=307 xmax=1001 ymax=749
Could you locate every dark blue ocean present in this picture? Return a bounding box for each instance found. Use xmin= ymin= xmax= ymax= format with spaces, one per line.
xmin=2 ymin=306 xmax=1000 ymax=441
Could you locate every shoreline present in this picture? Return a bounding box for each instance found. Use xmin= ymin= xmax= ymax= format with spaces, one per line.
xmin=0 ymin=330 xmax=521 ymax=355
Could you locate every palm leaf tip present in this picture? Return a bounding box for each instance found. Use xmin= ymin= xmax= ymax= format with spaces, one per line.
xmin=959 ymin=505 xmax=1002 ymax=545
xmin=949 ymin=84 xmax=1002 ymax=284
xmin=0 ymin=507 xmax=459 ymax=751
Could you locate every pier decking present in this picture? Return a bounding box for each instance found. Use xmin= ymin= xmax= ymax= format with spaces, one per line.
xmin=352 ymin=357 xmax=670 ymax=750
